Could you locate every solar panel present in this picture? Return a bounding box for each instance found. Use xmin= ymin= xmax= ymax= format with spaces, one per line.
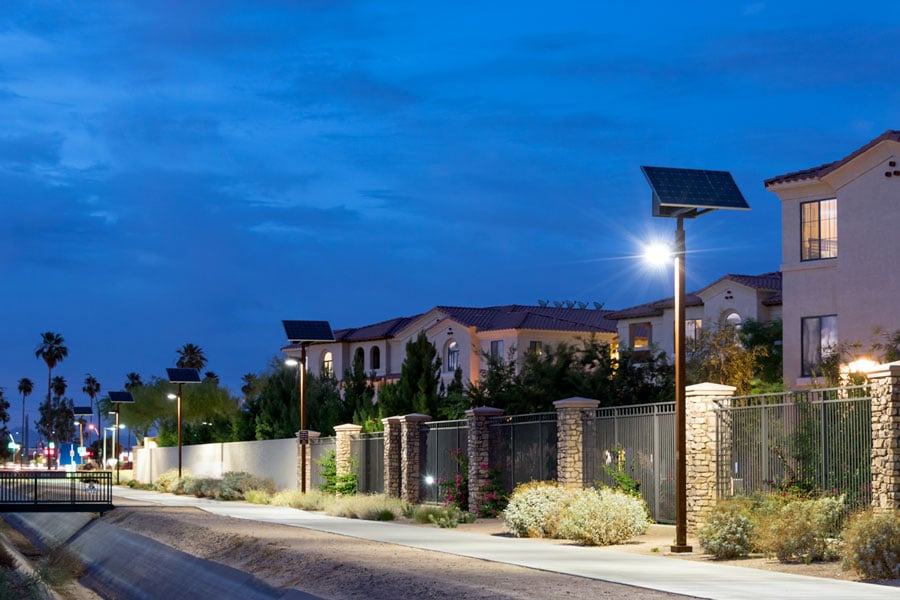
xmin=166 ymin=368 xmax=202 ymax=383
xmin=282 ymin=320 xmax=335 ymax=342
xmin=108 ymin=391 xmax=135 ymax=403
xmin=73 ymin=405 xmax=93 ymax=415
xmin=641 ymin=166 xmax=750 ymax=218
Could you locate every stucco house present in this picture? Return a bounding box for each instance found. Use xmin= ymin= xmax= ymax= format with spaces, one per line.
xmin=606 ymin=272 xmax=782 ymax=358
xmin=765 ymin=130 xmax=900 ymax=386
xmin=284 ymin=304 xmax=617 ymax=389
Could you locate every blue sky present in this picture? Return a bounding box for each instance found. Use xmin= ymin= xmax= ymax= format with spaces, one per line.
xmin=2 ymin=1 xmax=899 ymax=432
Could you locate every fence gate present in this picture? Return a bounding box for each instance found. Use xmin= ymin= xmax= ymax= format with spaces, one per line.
xmin=715 ymin=386 xmax=872 ymax=507
xmin=583 ymin=402 xmax=675 ymax=524
xmin=489 ymin=413 xmax=558 ymax=495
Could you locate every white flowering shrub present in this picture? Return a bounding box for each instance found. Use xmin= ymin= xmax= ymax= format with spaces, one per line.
xmin=698 ymin=501 xmax=755 ymax=559
xmin=554 ymin=488 xmax=650 ymax=546
xmin=757 ymin=495 xmax=846 ymax=562
xmin=842 ymin=510 xmax=900 ymax=580
xmin=502 ymin=481 xmax=574 ymax=538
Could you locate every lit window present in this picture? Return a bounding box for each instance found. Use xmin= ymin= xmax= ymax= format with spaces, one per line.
xmin=724 ymin=312 xmax=741 ymax=328
xmin=446 ymin=341 xmax=459 ymax=371
xmin=629 ymin=322 xmax=651 ymax=348
xmin=321 ymin=351 xmax=333 ymax=376
xmin=801 ymin=315 xmax=838 ymax=376
xmin=490 ymin=340 xmax=504 ymax=359
xmin=528 ymin=341 xmax=544 ymax=356
xmin=685 ymin=319 xmax=702 ymax=341
xmin=370 ymin=346 xmax=380 ymax=370
xmin=801 ymin=199 xmax=837 ymax=260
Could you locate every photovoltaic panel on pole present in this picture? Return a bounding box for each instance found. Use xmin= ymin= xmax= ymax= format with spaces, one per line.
xmin=641 ymin=166 xmax=750 ymax=218
xmin=166 ymin=368 xmax=201 ymax=383
xmin=108 ymin=391 xmax=135 ymax=403
xmin=282 ymin=320 xmax=335 ymax=343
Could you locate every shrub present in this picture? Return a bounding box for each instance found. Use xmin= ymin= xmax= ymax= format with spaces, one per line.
xmin=325 ymin=494 xmax=409 ymax=521
xmin=272 ymin=489 xmax=326 ymax=511
xmin=555 ymin=488 xmax=650 ymax=546
xmin=244 ymin=489 xmax=272 ymax=505
xmin=220 ymin=471 xmax=275 ymax=500
xmin=475 ymin=466 xmax=508 ymax=517
xmin=698 ymin=498 xmax=755 ymax=559
xmin=842 ymin=510 xmax=900 ymax=580
xmin=756 ymin=495 xmax=845 ymax=562
xmin=503 ymin=481 xmax=573 ymax=538
xmin=153 ymin=469 xmax=189 ymax=494
xmin=438 ymin=448 xmax=469 ymax=510
xmin=316 ymin=450 xmax=359 ymax=496
xmin=426 ymin=506 xmax=477 ymax=528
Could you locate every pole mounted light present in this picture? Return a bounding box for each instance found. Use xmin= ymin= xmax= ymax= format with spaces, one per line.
xmin=108 ymin=391 xmax=135 ymax=484
xmin=282 ymin=320 xmax=334 ymax=493
xmin=641 ymin=165 xmax=749 ymax=553
xmin=165 ymin=369 xmax=201 ymax=479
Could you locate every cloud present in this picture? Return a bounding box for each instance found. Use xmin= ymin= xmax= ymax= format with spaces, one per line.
xmin=0 ymin=132 xmax=62 ymax=168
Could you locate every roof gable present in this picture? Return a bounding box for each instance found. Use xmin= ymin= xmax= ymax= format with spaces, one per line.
xmin=765 ymin=130 xmax=900 ymax=187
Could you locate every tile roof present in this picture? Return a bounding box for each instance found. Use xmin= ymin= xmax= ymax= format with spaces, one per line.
xmin=436 ymin=304 xmax=617 ymax=333
xmin=765 ymin=130 xmax=900 ymax=187
xmin=606 ymin=272 xmax=781 ymax=320
xmin=333 ymin=315 xmax=422 ymax=342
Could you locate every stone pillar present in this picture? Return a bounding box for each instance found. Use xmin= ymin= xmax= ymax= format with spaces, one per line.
xmin=382 ymin=417 xmax=402 ymax=498
xmin=553 ymin=397 xmax=600 ymax=489
xmin=685 ymin=383 xmax=735 ymax=532
xmin=334 ymin=424 xmax=363 ymax=480
xmin=297 ymin=431 xmax=320 ymax=492
xmin=466 ymin=406 xmax=504 ymax=513
xmin=866 ymin=362 xmax=900 ymax=512
xmin=400 ymin=414 xmax=431 ymax=504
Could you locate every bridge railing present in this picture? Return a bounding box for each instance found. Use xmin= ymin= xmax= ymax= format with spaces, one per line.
xmin=0 ymin=470 xmax=114 ymax=512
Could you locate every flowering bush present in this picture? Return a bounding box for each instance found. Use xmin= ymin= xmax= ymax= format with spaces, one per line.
xmin=756 ymin=495 xmax=846 ymax=562
xmin=698 ymin=498 xmax=755 ymax=559
xmin=475 ymin=465 xmax=508 ymax=517
xmin=438 ymin=448 xmax=469 ymax=510
xmin=503 ymin=481 xmax=573 ymax=538
xmin=841 ymin=510 xmax=900 ymax=580
xmin=554 ymin=488 xmax=650 ymax=546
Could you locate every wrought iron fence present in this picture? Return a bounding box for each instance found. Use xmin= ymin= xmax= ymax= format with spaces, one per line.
xmin=350 ymin=432 xmax=384 ymax=494
xmin=424 ymin=420 xmax=468 ymax=504
xmin=309 ymin=436 xmax=336 ymax=491
xmin=584 ymin=402 xmax=675 ymax=523
xmin=0 ymin=470 xmax=113 ymax=512
xmin=489 ymin=413 xmax=557 ymax=494
xmin=716 ymin=386 xmax=872 ymax=507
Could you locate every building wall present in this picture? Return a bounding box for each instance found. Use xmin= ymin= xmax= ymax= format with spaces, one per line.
xmin=774 ymin=139 xmax=900 ymax=385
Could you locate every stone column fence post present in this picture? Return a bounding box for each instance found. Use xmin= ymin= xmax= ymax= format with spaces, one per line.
xmin=334 ymin=424 xmax=363 ymax=481
xmin=553 ymin=397 xmax=600 ymax=489
xmin=382 ymin=417 xmax=402 ymax=498
xmin=297 ymin=431 xmax=320 ymax=492
xmin=400 ymin=414 xmax=431 ymax=504
xmin=685 ymin=382 xmax=735 ymax=532
xmin=466 ymin=406 xmax=504 ymax=513
xmin=865 ymin=362 xmax=900 ymax=512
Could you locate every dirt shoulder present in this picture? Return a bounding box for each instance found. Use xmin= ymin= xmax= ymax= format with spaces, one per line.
xmin=103 ymin=504 xmax=689 ymax=600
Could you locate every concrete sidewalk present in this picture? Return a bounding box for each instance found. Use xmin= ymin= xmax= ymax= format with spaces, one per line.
xmin=111 ymin=487 xmax=899 ymax=600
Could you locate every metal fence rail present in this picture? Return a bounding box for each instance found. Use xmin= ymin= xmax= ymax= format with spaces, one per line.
xmin=424 ymin=420 xmax=468 ymax=503
xmin=716 ymin=386 xmax=872 ymax=506
xmin=584 ymin=402 xmax=675 ymax=523
xmin=309 ymin=437 xmax=336 ymax=491
xmin=0 ymin=470 xmax=113 ymax=512
xmin=489 ymin=413 xmax=557 ymax=494
xmin=350 ymin=433 xmax=384 ymax=494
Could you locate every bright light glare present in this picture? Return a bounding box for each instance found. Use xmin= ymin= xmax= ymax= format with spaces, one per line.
xmin=285 ymin=358 xmax=299 ymax=367
xmin=643 ymin=242 xmax=672 ymax=265
xmin=167 ymin=393 xmax=177 ymax=400
xmin=424 ymin=475 xmax=435 ymax=486
xmin=843 ymin=358 xmax=879 ymax=374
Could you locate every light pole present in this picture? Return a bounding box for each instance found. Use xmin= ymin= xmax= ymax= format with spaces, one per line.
xmin=282 ymin=320 xmax=334 ymax=494
xmin=165 ymin=369 xmax=201 ymax=479
xmin=641 ymin=165 xmax=749 ymax=553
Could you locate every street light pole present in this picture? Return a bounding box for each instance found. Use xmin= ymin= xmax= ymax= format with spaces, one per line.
xmin=672 ymin=216 xmax=691 ymax=553
xmin=176 ymin=383 xmax=183 ymax=479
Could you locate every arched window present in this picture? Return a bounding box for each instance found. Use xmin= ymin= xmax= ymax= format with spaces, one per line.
xmin=354 ymin=347 xmax=365 ymax=369
xmin=321 ymin=351 xmax=333 ymax=376
xmin=370 ymin=346 xmax=381 ymax=370
xmin=446 ymin=340 xmax=460 ymax=372
xmin=724 ymin=311 xmax=742 ymax=328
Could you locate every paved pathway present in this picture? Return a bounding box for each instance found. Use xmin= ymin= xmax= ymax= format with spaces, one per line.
xmin=111 ymin=487 xmax=899 ymax=600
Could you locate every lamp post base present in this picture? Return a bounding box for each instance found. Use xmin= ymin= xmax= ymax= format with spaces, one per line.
xmin=670 ymin=544 xmax=693 ymax=554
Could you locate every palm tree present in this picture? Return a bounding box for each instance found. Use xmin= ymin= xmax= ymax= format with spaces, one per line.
xmin=51 ymin=375 xmax=67 ymax=400
xmin=35 ymin=331 xmax=68 ymax=408
xmin=17 ymin=378 xmax=33 ymax=465
xmin=83 ymin=373 xmax=101 ymax=438
xmin=176 ymin=343 xmax=207 ymax=370
xmin=240 ymin=373 xmax=258 ymax=408
xmin=124 ymin=372 xmax=143 ymax=390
